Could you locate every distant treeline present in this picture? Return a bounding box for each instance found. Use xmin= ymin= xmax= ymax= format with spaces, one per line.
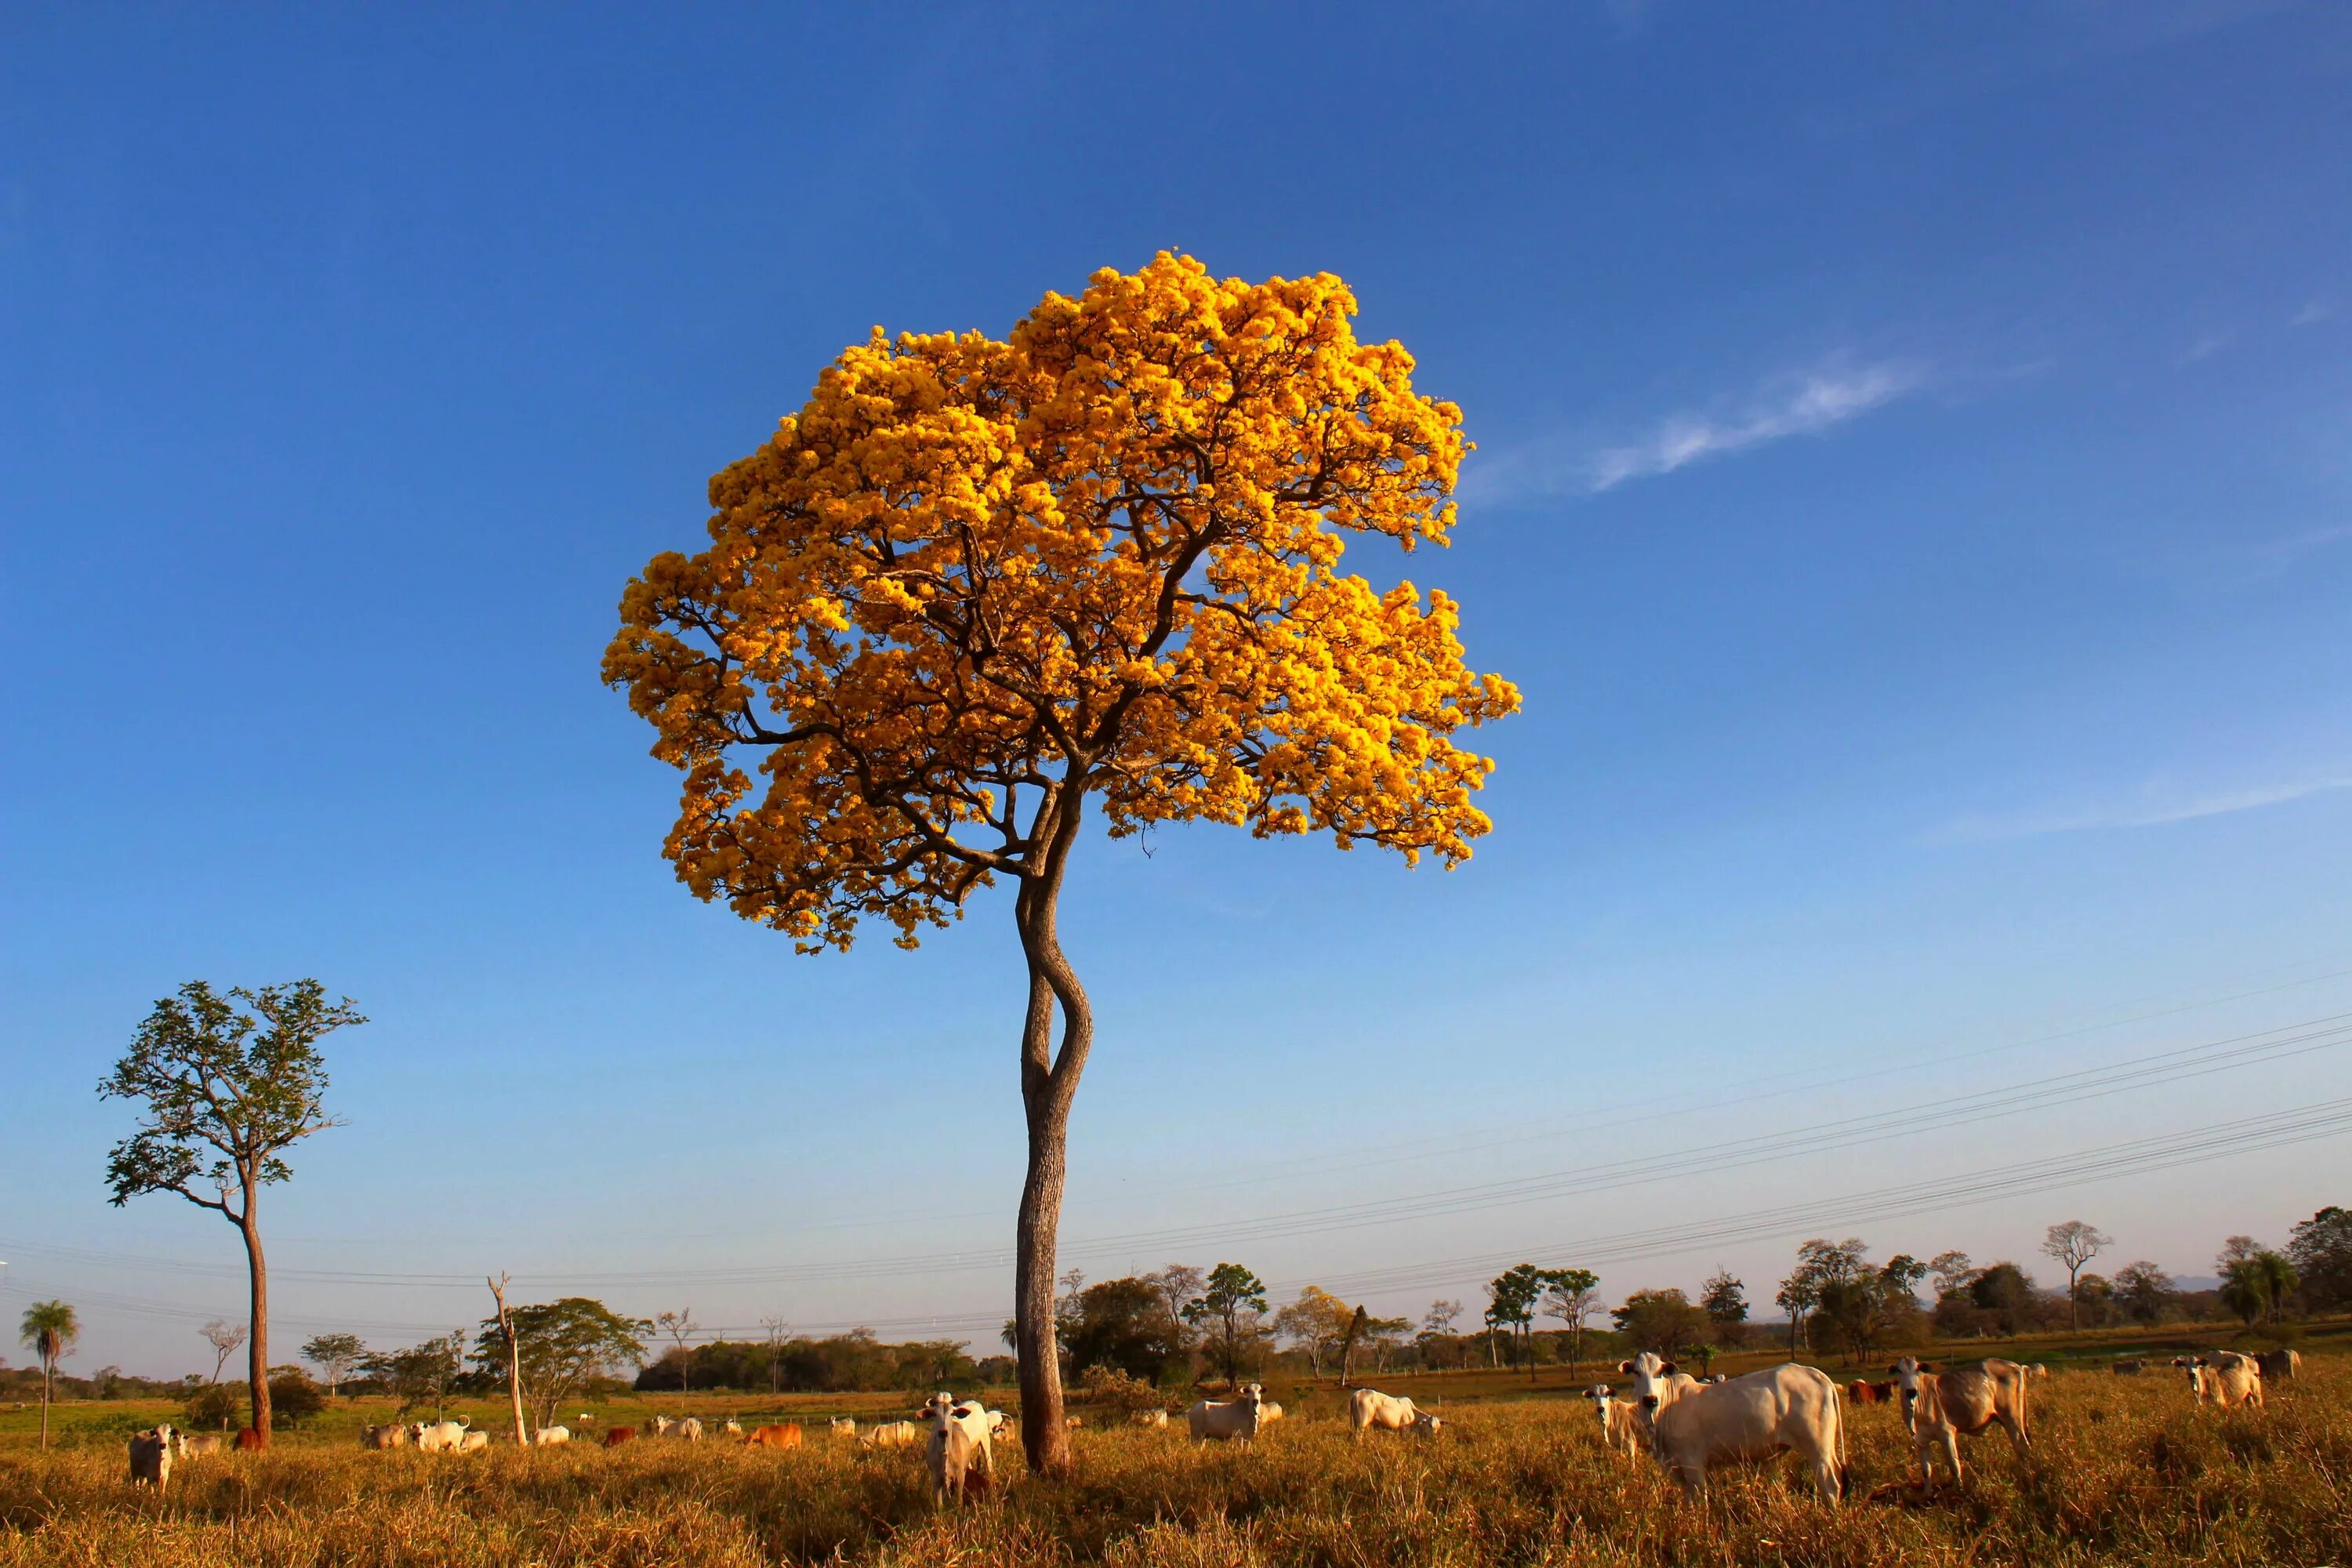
xmin=635 ymin=1331 xmax=1014 ymax=1395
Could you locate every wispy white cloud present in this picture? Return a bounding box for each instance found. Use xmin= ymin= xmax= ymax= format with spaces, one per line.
xmin=1938 ymin=773 xmax=2352 ymax=842
xmin=1461 ymin=360 xmax=1929 ymax=505
xmin=2292 ymin=299 xmax=2338 ymax=328
xmin=1581 ymin=361 xmax=1927 ymax=495
xmin=2179 ymin=329 xmax=2236 ymax=365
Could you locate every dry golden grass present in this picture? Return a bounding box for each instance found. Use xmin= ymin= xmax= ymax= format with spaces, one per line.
xmin=4 ymin=1363 xmax=2348 ymax=1566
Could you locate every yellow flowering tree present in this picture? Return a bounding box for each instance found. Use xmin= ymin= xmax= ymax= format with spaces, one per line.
xmin=604 ymin=253 xmax=1517 ymax=1472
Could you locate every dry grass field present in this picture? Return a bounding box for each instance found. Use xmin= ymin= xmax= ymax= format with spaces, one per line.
xmin=3 ymin=1358 xmax=2348 ymax=1567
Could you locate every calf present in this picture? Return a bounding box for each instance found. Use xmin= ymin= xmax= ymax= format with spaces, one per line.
xmin=128 ymin=1426 xmax=174 ymax=1492
xmin=1890 ymin=1356 xmax=2030 ymax=1491
xmin=745 ymin=1423 xmax=803 ymax=1450
xmin=922 ymin=1394 xmax=993 ymax=1507
xmin=862 ymin=1420 xmax=921 ymax=1450
xmin=1131 ymin=1409 xmax=1169 ymax=1428
xmin=234 ymin=1427 xmax=264 ymax=1451
xmin=172 ymin=1431 xmax=227 ymax=1460
xmin=1846 ymin=1380 xmax=1886 ymax=1406
xmin=1584 ymin=1385 xmax=1641 ymax=1457
xmin=828 ymin=1417 xmax=858 ymax=1436
xmin=1348 ymin=1388 xmax=1442 ymax=1437
xmin=2183 ymin=1352 xmax=2263 ymax=1409
xmin=1185 ymin=1383 xmax=1265 ymax=1444
xmin=457 ymin=1430 xmax=492 ymax=1452
xmin=361 ymin=1423 xmax=409 ymax=1450
xmin=670 ymin=1417 xmax=703 ymax=1442
xmin=532 ymin=1426 xmax=572 ymax=1446
xmin=603 ymin=1425 xmax=637 ymax=1448
xmin=1643 ymin=1365 xmax=1847 ymax=1504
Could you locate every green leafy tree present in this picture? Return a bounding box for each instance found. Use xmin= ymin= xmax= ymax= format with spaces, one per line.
xmin=1699 ymin=1269 xmax=1748 ymax=1348
xmin=1969 ymin=1261 xmax=2037 ymax=1334
xmin=1541 ymin=1268 xmax=1603 ymax=1371
xmin=1064 ymin=1276 xmax=1189 ymax=1385
xmin=1610 ymin=1288 xmax=1711 ymax=1359
xmin=17 ymin=1301 xmax=78 ymax=1450
xmin=1486 ymin=1264 xmax=1546 ymax=1378
xmin=470 ymin=1298 xmax=651 ymax=1428
xmin=99 ymin=979 xmax=365 ymax=1445
xmin=1778 ymin=1237 xmax=1868 ymax=1355
xmin=2286 ymin=1206 xmax=2352 ymax=1312
xmin=359 ymin=1334 xmax=465 ymax=1419
xmin=2113 ymin=1260 xmax=2175 ymax=1325
xmin=300 ymin=1332 xmax=366 ymax=1397
xmin=1181 ymin=1264 xmax=1269 ymax=1389
xmin=267 ymin=1367 xmax=325 ymax=1428
xmin=1272 ymin=1286 xmax=1358 ymax=1377
xmin=1926 ymin=1250 xmax=1977 ymax=1298
xmin=2245 ymin=1250 xmax=2299 ymax=1324
xmin=183 ymin=1381 xmax=241 ymax=1432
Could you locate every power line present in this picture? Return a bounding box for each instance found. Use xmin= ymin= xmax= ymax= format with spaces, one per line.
xmin=10 ymin=1007 xmax=2347 ymax=1294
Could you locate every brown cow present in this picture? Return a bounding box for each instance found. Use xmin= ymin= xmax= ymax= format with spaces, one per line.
xmin=234 ymin=1428 xmax=264 ymax=1451
xmin=745 ymin=1423 xmax=803 ymax=1450
xmin=1846 ymin=1380 xmax=1887 ymax=1406
xmin=603 ymin=1425 xmax=637 ymax=1447
xmin=1889 ymin=1357 xmax=2030 ymax=1491
xmin=2255 ymin=1349 xmax=2301 ymax=1383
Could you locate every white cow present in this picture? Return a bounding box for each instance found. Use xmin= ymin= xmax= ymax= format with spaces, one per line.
xmin=2184 ymin=1352 xmax=2264 ymax=1410
xmin=1890 ymin=1356 xmax=2031 ymax=1490
xmin=1618 ymin=1352 xmax=1701 ymax=1420
xmin=862 ymin=1420 xmax=921 ymax=1449
xmin=1584 ymin=1385 xmax=1642 ymax=1457
xmin=129 ymin=1425 xmax=174 ymax=1492
xmin=922 ymin=1393 xmax=993 ymax=1506
xmin=532 ymin=1425 xmax=572 ymax=1447
xmin=670 ymin=1417 xmax=703 ymax=1441
xmin=172 ymin=1430 xmax=228 ymax=1460
xmin=721 ymin=1419 xmax=743 ymax=1436
xmin=829 ymin=1416 xmax=858 ymax=1436
xmin=412 ymin=1420 xmax=468 ymax=1454
xmin=457 ymin=1430 xmax=492 ymax=1452
xmin=1348 ymin=1388 xmax=1441 ymax=1437
xmin=987 ymin=1410 xmax=1014 ymax=1436
xmin=1131 ymin=1409 xmax=1169 ymax=1428
xmin=1640 ymin=1363 xmax=1848 ymax=1504
xmin=652 ymin=1415 xmax=674 ymax=1437
xmin=1185 ymin=1382 xmax=1265 ymax=1444
xmin=361 ymin=1423 xmax=409 ymax=1451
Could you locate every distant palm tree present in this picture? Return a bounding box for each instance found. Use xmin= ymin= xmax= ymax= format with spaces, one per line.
xmin=18 ymin=1301 xmax=80 ymax=1451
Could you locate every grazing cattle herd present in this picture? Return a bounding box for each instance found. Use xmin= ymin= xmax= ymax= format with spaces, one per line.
xmin=111 ymin=1347 xmax=2307 ymax=1508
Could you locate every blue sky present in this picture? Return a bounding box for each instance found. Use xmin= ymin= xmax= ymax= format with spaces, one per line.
xmin=4 ymin=1 xmax=2350 ymax=1376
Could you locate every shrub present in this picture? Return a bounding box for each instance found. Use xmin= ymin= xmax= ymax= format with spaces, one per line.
xmin=183 ymin=1382 xmax=241 ymax=1431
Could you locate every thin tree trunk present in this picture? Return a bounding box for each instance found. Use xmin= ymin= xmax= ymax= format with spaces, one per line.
xmin=491 ymin=1276 xmax=528 ymax=1444
xmin=39 ymin=1358 xmax=50 ymax=1451
xmin=242 ymin=1203 xmax=270 ymax=1445
xmin=1011 ymin=787 xmax=1094 ymax=1477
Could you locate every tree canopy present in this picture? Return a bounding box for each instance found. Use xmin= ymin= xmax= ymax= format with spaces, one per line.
xmin=604 ymin=252 xmax=1518 ymax=955
xmin=470 ymin=1298 xmax=651 ymax=1428
xmin=99 ymin=981 xmax=361 ymax=1215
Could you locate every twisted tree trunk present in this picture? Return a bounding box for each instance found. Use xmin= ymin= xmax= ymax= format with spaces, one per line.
xmin=1011 ymin=788 xmax=1093 ymax=1477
